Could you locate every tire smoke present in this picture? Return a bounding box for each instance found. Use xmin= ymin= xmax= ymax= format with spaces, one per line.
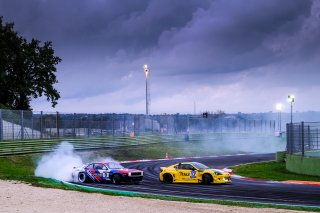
xmin=35 ymin=141 xmax=83 ymax=181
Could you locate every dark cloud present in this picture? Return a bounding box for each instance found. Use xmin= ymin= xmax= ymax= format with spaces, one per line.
xmin=152 ymin=0 xmax=314 ymax=75
xmin=1 ymin=0 xmax=320 ymax=113
xmin=0 ymin=0 xmax=210 ymax=58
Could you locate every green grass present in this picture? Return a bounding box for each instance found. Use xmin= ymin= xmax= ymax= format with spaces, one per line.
xmin=232 ymin=161 xmax=320 ymax=182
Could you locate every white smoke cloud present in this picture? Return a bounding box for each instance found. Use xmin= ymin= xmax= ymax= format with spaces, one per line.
xmin=93 ymin=156 xmax=119 ymax=163
xmin=35 ymin=141 xmax=83 ymax=181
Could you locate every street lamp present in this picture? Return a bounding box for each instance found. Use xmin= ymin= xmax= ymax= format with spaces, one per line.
xmin=288 ymin=95 xmax=295 ymax=123
xmin=143 ymin=64 xmax=150 ymax=115
xmin=276 ymin=103 xmax=283 ymax=132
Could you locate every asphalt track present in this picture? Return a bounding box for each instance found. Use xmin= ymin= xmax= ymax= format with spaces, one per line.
xmin=75 ymin=153 xmax=320 ymax=207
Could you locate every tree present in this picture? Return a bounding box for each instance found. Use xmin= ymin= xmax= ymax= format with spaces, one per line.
xmin=0 ymin=16 xmax=61 ymax=110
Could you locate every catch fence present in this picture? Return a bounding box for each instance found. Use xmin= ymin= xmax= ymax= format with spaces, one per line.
xmin=0 ymin=109 xmax=277 ymax=141
xmin=286 ymin=122 xmax=320 ymax=156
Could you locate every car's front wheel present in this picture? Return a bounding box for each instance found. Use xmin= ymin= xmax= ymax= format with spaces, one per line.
xmin=78 ymin=172 xmax=88 ymax=183
xmin=202 ymin=174 xmax=212 ymax=185
xmin=163 ymin=174 xmax=173 ymax=184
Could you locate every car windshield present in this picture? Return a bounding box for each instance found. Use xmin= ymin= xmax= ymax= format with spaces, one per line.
xmin=192 ymin=162 xmax=209 ymax=170
xmin=107 ymin=162 xmax=124 ymax=169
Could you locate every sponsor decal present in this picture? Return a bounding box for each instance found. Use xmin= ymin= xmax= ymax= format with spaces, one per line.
xmin=190 ymin=170 xmax=197 ymax=178
xmin=179 ymin=172 xmax=189 ymax=176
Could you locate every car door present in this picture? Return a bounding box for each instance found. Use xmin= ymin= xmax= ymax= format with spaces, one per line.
xmin=184 ymin=164 xmax=201 ymax=183
xmin=85 ymin=163 xmax=97 ymax=182
xmin=101 ymin=164 xmax=110 ymax=181
xmin=93 ymin=163 xmax=105 ymax=182
xmin=176 ymin=163 xmax=196 ymax=183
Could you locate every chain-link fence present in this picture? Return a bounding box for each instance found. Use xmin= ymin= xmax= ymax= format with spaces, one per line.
xmin=287 ymin=122 xmax=320 ymax=156
xmin=0 ymin=109 xmax=278 ymax=141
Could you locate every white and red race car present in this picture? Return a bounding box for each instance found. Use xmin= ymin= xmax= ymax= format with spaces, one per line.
xmin=72 ymin=162 xmax=143 ymax=184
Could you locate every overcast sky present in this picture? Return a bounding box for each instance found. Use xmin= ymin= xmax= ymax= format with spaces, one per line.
xmin=1 ymin=0 xmax=320 ymax=114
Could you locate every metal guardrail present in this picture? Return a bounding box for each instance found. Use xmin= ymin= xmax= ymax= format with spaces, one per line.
xmin=287 ymin=122 xmax=320 ymax=156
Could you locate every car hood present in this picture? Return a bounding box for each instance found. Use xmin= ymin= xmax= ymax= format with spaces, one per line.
xmin=207 ymin=169 xmax=230 ymax=176
xmin=111 ymin=168 xmax=143 ymax=174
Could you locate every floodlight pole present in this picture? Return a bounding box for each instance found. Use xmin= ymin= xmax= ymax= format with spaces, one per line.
xmin=290 ymin=102 xmax=292 ymax=123
xmin=144 ymin=65 xmax=150 ymax=116
xmin=288 ymin=95 xmax=295 ymax=124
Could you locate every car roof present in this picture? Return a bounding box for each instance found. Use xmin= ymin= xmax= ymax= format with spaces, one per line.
xmin=88 ymin=162 xmax=120 ymax=165
xmin=177 ymin=162 xmax=198 ymax=164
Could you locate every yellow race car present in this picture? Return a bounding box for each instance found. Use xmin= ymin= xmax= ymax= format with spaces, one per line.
xmin=159 ymin=162 xmax=231 ymax=184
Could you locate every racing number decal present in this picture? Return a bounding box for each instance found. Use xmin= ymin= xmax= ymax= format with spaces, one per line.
xmin=190 ymin=171 xmax=197 ymax=178
xmin=103 ymin=172 xmax=109 ymax=178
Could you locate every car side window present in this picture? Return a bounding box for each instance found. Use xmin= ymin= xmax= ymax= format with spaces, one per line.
xmin=181 ymin=164 xmax=195 ymax=170
xmin=188 ymin=165 xmax=196 ymax=170
xmin=94 ymin=163 xmax=103 ymax=170
xmin=102 ymin=165 xmax=108 ymax=170
xmin=86 ymin=164 xmax=94 ymax=169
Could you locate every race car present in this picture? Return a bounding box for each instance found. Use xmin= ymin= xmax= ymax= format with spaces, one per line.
xmin=159 ymin=162 xmax=231 ymax=184
xmin=72 ymin=162 xmax=143 ymax=184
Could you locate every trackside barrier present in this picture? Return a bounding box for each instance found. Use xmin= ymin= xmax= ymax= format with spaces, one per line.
xmin=286 ymin=154 xmax=320 ymax=177
xmin=276 ymin=151 xmax=286 ymax=162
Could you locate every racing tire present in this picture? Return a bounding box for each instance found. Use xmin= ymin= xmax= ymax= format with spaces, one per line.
xmin=112 ymin=174 xmax=121 ymax=184
xmin=163 ymin=174 xmax=173 ymax=184
xmin=202 ymin=174 xmax=212 ymax=185
xmin=78 ymin=172 xmax=88 ymax=183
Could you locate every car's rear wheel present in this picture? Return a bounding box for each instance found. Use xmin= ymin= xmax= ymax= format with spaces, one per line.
xmin=112 ymin=174 xmax=121 ymax=184
xmin=163 ymin=174 xmax=173 ymax=184
xmin=78 ymin=172 xmax=87 ymax=183
xmin=202 ymin=174 xmax=212 ymax=185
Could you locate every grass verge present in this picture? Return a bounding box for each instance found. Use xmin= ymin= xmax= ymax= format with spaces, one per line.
xmin=231 ymin=161 xmax=320 ymax=182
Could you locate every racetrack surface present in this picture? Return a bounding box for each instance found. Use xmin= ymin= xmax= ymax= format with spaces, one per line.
xmin=74 ymin=153 xmax=320 ymax=207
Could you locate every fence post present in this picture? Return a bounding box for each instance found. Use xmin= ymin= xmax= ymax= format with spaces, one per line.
xmin=100 ymin=114 xmax=103 ymax=136
xmin=20 ymin=110 xmax=24 ymax=140
xmin=0 ymin=109 xmax=2 ymax=140
xmin=87 ymin=114 xmax=90 ymax=137
xmin=40 ymin=111 xmax=43 ymax=139
xmin=286 ymin=123 xmax=289 ymax=153
xmin=56 ymin=111 xmax=60 ymax=138
xmin=31 ymin=111 xmax=34 ymax=139
xmin=317 ymin=128 xmax=319 ymax=150
xmin=12 ymin=119 xmax=14 ymax=139
xmin=307 ymin=125 xmax=311 ymax=150
xmin=112 ymin=113 xmax=115 ymax=137
xmin=122 ymin=114 xmax=126 ymax=137
xmin=301 ymin=122 xmax=304 ymax=156
xmin=73 ymin=113 xmax=76 ymax=137
xmin=151 ymin=115 xmax=154 ymax=134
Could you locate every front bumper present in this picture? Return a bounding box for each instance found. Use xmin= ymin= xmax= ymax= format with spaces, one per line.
xmin=122 ymin=175 xmax=143 ymax=182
